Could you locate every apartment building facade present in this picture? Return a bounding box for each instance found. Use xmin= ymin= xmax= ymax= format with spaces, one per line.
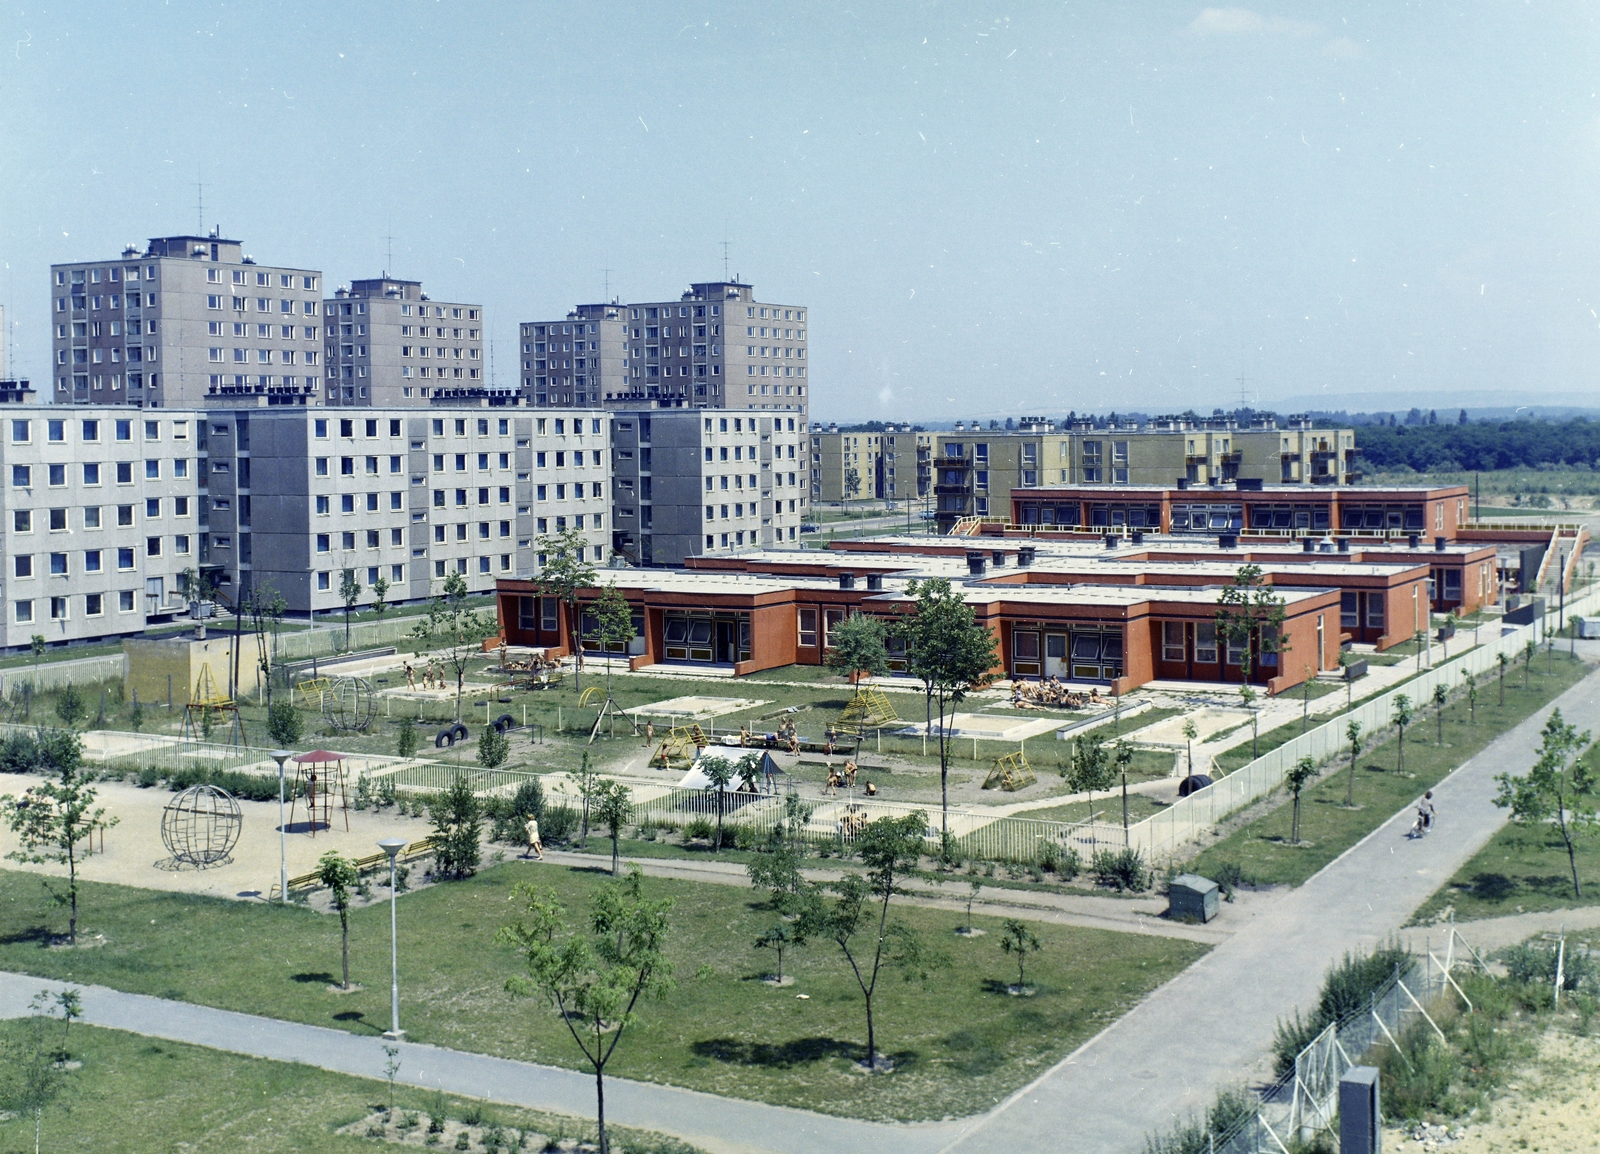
xmin=522 ymin=281 xmax=808 ymax=417
xmin=50 ymin=233 xmax=323 ymax=409
xmin=323 ymin=278 xmax=492 ymax=407
xmin=933 ymin=419 xmax=1358 ymax=532
xmin=809 ymin=425 xmax=934 ymax=504
xmin=0 ymin=409 xmax=207 ymax=651
xmin=609 ymin=409 xmax=808 ymax=567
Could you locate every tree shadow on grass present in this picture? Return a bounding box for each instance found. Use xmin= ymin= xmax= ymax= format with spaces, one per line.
xmin=333 ymin=1010 xmax=383 ymax=1034
xmin=691 ymin=1036 xmax=859 ymax=1068
xmin=291 ymin=971 xmax=337 ymax=984
xmin=0 ymin=925 xmax=53 ymax=947
xmin=1464 ymin=873 xmax=1516 ymax=903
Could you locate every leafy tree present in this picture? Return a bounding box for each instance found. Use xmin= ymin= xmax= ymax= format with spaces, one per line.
xmin=999 ymin=918 xmax=1042 ymax=991
xmin=964 ymin=878 xmax=983 ymax=933
xmin=754 ymin=921 xmax=803 ymax=983
xmin=1344 ymin=721 xmax=1364 ymax=807
xmin=245 ymin=580 xmax=288 ymax=709
xmin=798 ymin=812 xmax=947 ymax=1072
xmin=477 ymin=724 xmax=510 ymax=771
xmin=532 ymin=527 xmax=598 ymax=697
xmin=747 ymin=824 xmax=808 ymax=913
xmin=1433 ymin=683 xmax=1449 ymax=744
xmin=499 ymin=869 xmax=675 ymax=1154
xmin=593 ymin=780 xmax=634 ymax=876
xmin=1065 ymin=736 xmax=1115 ymax=838
xmin=1523 ymin=638 xmax=1537 ymax=688
xmin=29 ymin=634 xmax=45 ymax=689
xmin=267 ymin=698 xmax=302 ymax=748
xmin=1113 ymin=740 xmax=1135 ymax=832
xmin=429 ymin=771 xmax=483 ymax=878
xmin=316 ymin=849 xmax=361 ymax=990
xmin=0 ymin=988 xmax=75 ymax=1154
xmin=1494 ymin=708 xmax=1594 ymax=897
xmin=370 ymin=575 xmax=390 ymax=623
xmin=1497 ymin=650 xmax=1509 ymax=706
xmin=895 ymin=578 xmax=999 ymax=845
xmin=568 ymin=751 xmax=600 ymax=846
xmin=824 ymin=611 xmax=890 ymax=684
xmin=395 ymin=718 xmax=418 ymax=759
xmin=54 ymin=682 xmax=84 ymax=729
xmin=338 ymin=568 xmax=363 ymax=652
xmin=0 ymin=729 xmax=116 ymax=944
xmin=1214 ymin=564 xmax=1288 ymax=687
xmin=1392 ymin=693 xmax=1414 ymax=772
xmin=1181 ymin=718 xmax=1198 ymax=776
xmin=699 ymin=754 xmax=736 ymax=850
xmin=584 ymin=581 xmax=636 ymax=701
xmin=1286 ymin=755 xmax=1316 ymax=844
xmin=128 ymin=698 xmax=145 ymax=733
xmin=1464 ymin=671 xmax=1478 ymax=725
xmin=411 ymin=570 xmax=497 ymax=720
xmin=1239 ymin=684 xmax=1259 ymax=758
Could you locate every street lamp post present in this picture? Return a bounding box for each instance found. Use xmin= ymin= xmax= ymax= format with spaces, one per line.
xmin=270 ymin=750 xmax=293 ymax=904
xmin=378 ymin=837 xmax=408 ymax=1041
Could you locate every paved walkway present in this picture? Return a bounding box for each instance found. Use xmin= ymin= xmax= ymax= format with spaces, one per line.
xmin=4 ymin=663 xmax=1596 ymax=1152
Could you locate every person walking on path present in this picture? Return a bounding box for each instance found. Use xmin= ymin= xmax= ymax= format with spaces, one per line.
xmin=644 ymin=720 xmax=655 ymax=749
xmin=524 ymin=815 xmax=544 ymax=860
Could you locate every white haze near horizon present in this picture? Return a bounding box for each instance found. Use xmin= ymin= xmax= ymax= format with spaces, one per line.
xmin=1 ymin=3 xmax=1597 ymax=422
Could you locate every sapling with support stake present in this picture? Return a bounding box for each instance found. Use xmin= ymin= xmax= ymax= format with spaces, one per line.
xmin=1433 ymin=682 xmax=1448 ymax=745
xmin=1344 ymin=720 xmax=1363 ymax=807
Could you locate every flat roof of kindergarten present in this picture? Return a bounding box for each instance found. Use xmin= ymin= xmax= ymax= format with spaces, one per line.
xmin=902 ymin=581 xmax=1338 ymax=611
xmin=820 ymin=534 xmax=1489 ymax=561
xmin=1008 ymin=483 xmax=1470 ymax=497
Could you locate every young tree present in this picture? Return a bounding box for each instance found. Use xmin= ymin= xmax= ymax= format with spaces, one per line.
xmin=532 ymin=527 xmax=599 ymax=697
xmin=1498 ymin=650 xmax=1509 ymax=706
xmin=754 ymin=921 xmax=802 ymax=983
xmin=1065 ymin=736 xmax=1115 ymax=840
xmin=0 ymin=729 xmax=116 ymax=944
xmin=568 ymin=751 xmax=600 ymax=847
xmin=267 ymin=698 xmax=302 ymax=748
xmin=594 ymin=779 xmax=634 ymax=876
xmin=246 ymin=580 xmax=289 ymax=708
xmin=1464 ymin=671 xmax=1478 ymax=725
xmin=411 ymin=570 xmax=498 ymax=720
xmin=798 ymin=812 xmax=946 ymax=1071
xmin=1495 ymin=708 xmax=1594 ymax=897
xmin=316 ymin=849 xmax=360 ymax=990
xmin=824 ymin=611 xmax=890 ymax=685
xmin=1113 ymin=740 xmax=1136 ymax=836
xmin=584 ymin=581 xmax=636 ymax=702
xmin=1239 ymin=684 xmax=1259 ymax=758
xmin=747 ymin=823 xmax=808 ymax=913
xmin=1433 ymin=683 xmax=1449 ymax=745
xmin=477 ymin=724 xmax=511 ymax=771
xmin=499 ymin=869 xmax=675 ymax=1154
xmin=1181 ymin=718 xmax=1198 ymax=776
xmin=54 ymin=682 xmax=84 ymax=729
xmin=896 ymin=578 xmax=999 ymax=845
xmin=29 ymin=634 xmax=45 ymax=690
xmin=1344 ymin=720 xmax=1364 ymax=807
xmin=429 ymin=771 xmax=483 ymax=878
xmin=0 ymin=988 xmax=74 ymax=1154
xmin=370 ymin=575 xmax=390 ymax=623
xmin=1286 ymin=755 xmax=1316 ymax=844
xmin=396 ymin=719 xmax=419 ymax=760
xmin=699 ymin=754 xmax=736 ymax=851
xmin=1523 ymin=638 xmax=1537 ymax=688
xmin=338 ymin=568 xmax=363 ymax=652
xmin=963 ymin=878 xmax=983 ymax=934
xmin=1214 ymin=564 xmax=1289 ymax=687
xmin=999 ymin=918 xmax=1042 ymax=992
xmin=1392 ymin=693 xmax=1414 ymax=772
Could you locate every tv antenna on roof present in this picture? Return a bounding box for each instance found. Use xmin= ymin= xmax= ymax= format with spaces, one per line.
xmin=721 ymin=239 xmax=731 ymax=281
xmin=602 ymin=267 xmax=612 ymax=300
xmin=195 ymin=180 xmax=205 ymax=236
xmin=384 ymin=230 xmax=395 ymax=277
xmin=1236 ymin=371 xmax=1253 ymax=410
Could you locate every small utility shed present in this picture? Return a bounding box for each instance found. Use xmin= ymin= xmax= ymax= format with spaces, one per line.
xmin=1168 ymin=874 xmax=1220 ymax=923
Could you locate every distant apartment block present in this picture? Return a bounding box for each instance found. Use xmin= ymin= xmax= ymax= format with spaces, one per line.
xmin=50 ymin=233 xmax=323 ymax=409
xmin=808 ymin=424 xmax=933 ymax=504
xmin=609 ymin=409 xmax=808 ymax=567
xmin=522 ymin=281 xmax=808 ymax=416
xmin=932 ymin=416 xmax=1358 ymax=532
xmin=323 ymin=277 xmax=496 ymax=408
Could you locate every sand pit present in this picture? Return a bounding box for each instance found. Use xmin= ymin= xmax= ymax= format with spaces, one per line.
xmin=897 ymin=712 xmax=1065 ymax=742
xmin=623 ymin=695 xmax=770 ymax=720
xmin=1125 ymin=708 xmax=1251 ymax=748
xmin=0 ymin=772 xmax=432 ymax=902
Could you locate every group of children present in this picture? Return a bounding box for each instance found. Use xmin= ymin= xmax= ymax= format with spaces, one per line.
xmin=1010 ymin=677 xmax=1099 ymax=710
xmin=402 ymin=660 xmax=445 ymax=691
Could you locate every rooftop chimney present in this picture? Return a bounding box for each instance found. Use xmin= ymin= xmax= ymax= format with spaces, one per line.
xmin=866 ymin=573 xmax=884 ymax=591
xmin=1104 ymin=534 xmax=1119 ymax=550
xmin=966 ymin=550 xmax=987 ymax=576
xmin=1017 ymin=546 xmax=1036 ymax=567
xmin=1435 ymin=536 xmax=1447 ymax=552
xmin=1218 ymin=533 xmax=1238 ymax=549
xmin=1302 ymin=538 xmax=1314 ymax=553
xmin=1407 ymin=533 xmax=1420 ymax=549
xmin=1337 ymin=537 xmax=1350 ymax=554
xmin=991 ymin=550 xmax=1006 ymax=568
xmin=838 ymin=573 xmax=856 ymax=590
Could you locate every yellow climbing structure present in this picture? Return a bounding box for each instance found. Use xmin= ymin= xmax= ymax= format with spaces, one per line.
xmin=835 ymin=686 xmax=900 ymax=736
xmin=296 ymin=677 xmax=333 ymax=709
xmin=578 ymin=685 xmax=607 ymax=707
xmin=982 ymin=751 xmax=1037 ymax=792
xmin=650 ymin=724 xmax=708 ymax=770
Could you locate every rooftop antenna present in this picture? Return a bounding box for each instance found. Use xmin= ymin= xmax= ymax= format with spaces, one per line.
xmin=195 ymin=179 xmax=205 ymax=236
xmin=721 ymin=239 xmax=731 ymax=281
xmin=384 ymin=230 xmax=395 ymax=278
xmin=602 ymin=267 xmax=612 ymax=300
xmin=1236 ymin=371 xmax=1253 ymax=411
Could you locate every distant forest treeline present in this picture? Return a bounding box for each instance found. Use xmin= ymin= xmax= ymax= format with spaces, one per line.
xmin=1349 ymin=416 xmax=1600 ymax=473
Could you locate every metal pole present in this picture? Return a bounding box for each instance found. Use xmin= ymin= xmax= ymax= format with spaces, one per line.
xmin=379 ymin=837 xmax=407 ymax=1040
xmin=271 ymin=750 xmax=292 ymax=903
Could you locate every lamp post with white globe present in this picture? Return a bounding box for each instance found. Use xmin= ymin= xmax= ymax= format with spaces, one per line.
xmin=270 ymin=750 xmax=294 ymax=903
xmin=378 ymin=837 xmax=408 ymax=1040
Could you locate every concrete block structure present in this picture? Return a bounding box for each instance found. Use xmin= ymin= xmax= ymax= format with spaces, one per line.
xmin=50 ymin=233 xmax=323 ymax=409
xmin=609 ymin=409 xmax=807 ymax=567
xmin=518 ymin=303 xmax=628 ymax=409
xmin=323 ymin=277 xmax=492 ymax=407
xmin=809 ymin=424 xmax=934 ymax=504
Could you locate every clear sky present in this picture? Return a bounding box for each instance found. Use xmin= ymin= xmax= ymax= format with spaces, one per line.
xmin=2 ymin=3 xmax=1598 ymax=421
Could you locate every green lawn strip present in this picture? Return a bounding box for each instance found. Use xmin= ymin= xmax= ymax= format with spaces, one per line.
xmin=0 ymin=862 xmax=1204 ymax=1123
xmin=1007 ymin=793 xmax=1166 ymax=825
xmin=1411 ymin=738 xmax=1600 ymax=923
xmin=0 ymin=1020 xmax=698 ymax=1154
xmin=1187 ymin=653 xmax=1591 ymax=888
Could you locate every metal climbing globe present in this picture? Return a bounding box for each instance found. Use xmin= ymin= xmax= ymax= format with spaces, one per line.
xmin=161 ymin=784 xmax=243 ymax=867
xmin=323 ymin=675 xmax=378 ymax=732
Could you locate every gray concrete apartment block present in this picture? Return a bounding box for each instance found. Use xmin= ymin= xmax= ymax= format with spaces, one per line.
xmin=324 ymin=277 xmax=496 ymax=408
xmin=50 ymin=234 xmax=323 ymax=409
xmin=523 ymin=281 xmax=808 ymax=418
xmin=610 ymin=409 xmax=808 ymax=567
xmin=0 ymin=409 xmax=203 ymax=651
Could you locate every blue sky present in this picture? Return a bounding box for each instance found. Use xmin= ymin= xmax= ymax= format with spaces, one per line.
xmin=2 ymin=3 xmax=1598 ymax=420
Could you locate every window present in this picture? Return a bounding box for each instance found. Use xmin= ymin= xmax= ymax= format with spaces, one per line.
xmin=10 ymin=420 xmax=29 ymax=443
xmin=1162 ymin=622 xmax=1186 ymax=662
xmin=49 ymin=508 xmax=66 ymax=531
xmin=10 ymin=466 xmax=28 ymax=487
xmin=1194 ymin=622 xmax=1219 ymax=664
xmin=1340 ymin=592 xmax=1359 ymax=630
xmin=49 ymin=597 xmax=68 ymax=621
xmin=1365 ymin=595 xmax=1385 ymax=628
xmin=316 ymin=534 xmax=330 ymax=553
xmin=49 ymin=553 xmax=67 ymax=576
xmin=84 ymin=550 xmax=101 ymax=573
xmin=146 ymin=498 xmax=161 ymax=519
xmin=82 ymin=462 xmax=100 ymax=485
xmin=798 ymin=608 xmax=818 ymax=648
xmin=316 ymin=495 xmax=329 ymax=514
xmin=12 ymin=510 xmax=28 ymax=533
xmin=85 ymin=593 xmax=103 ymax=617
xmin=116 ymin=462 xmax=132 ymax=484
xmin=13 ymin=556 xmax=31 ymax=577
xmin=146 ymin=537 xmax=161 ymax=557
xmin=119 ymin=590 xmax=134 ymax=612
xmin=14 ymin=601 xmax=31 ymax=624
xmin=145 ymin=460 xmax=160 ymax=480
xmin=117 ymin=547 xmax=134 ymax=570
xmin=317 ymin=572 xmax=330 ymax=591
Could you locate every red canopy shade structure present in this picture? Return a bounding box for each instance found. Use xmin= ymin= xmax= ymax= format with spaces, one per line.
xmin=288 ymin=751 xmax=351 ymax=835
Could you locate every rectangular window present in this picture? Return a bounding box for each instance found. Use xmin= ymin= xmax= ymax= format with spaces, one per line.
xmin=1193 ymin=622 xmax=1218 ymax=664
xmin=146 ymin=537 xmax=161 ymax=557
xmin=117 ymin=547 xmax=134 ymax=570
xmin=1162 ymin=622 xmax=1186 ymax=662
xmin=14 ymin=601 xmax=31 ymax=623
xmin=1340 ymin=592 xmax=1359 ymax=630
xmin=84 ymin=550 xmax=101 ymax=573
xmin=119 ymin=590 xmax=134 ymax=612
xmin=10 ymin=466 xmax=28 ymax=487
xmin=1365 ymin=594 xmax=1385 ymax=628
xmin=85 ymin=593 xmax=103 ymax=617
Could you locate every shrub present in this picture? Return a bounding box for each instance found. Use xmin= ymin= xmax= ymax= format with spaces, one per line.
xmin=396 ymin=719 xmax=419 ymax=759
xmin=487 ymin=778 xmax=545 ymax=844
xmin=1091 ymin=847 xmax=1149 ymax=892
xmin=538 ymin=803 xmax=578 ymax=845
xmin=266 ymin=699 xmax=302 ymax=747
xmin=1272 ymin=942 xmax=1412 ymax=1075
xmin=135 ymin=765 xmax=160 ymax=789
xmin=428 ymin=773 xmax=482 ymax=879
xmin=1377 ymin=1019 xmax=1465 ymax=1123
xmin=682 ymin=816 xmax=714 ymax=843
xmin=1143 ymin=1085 xmax=1256 ymax=1154
xmin=1503 ymin=938 xmax=1597 ymax=994
xmin=0 ymin=730 xmax=40 ymax=775
xmin=477 ymin=725 xmax=510 ymax=770
xmin=54 ymin=683 xmax=85 ymax=728
xmin=734 ymin=823 xmax=758 ymax=851
xmin=1211 ymin=860 xmax=1250 ymax=901
xmin=355 ymin=774 xmax=372 ymax=811
xmin=378 ymin=776 xmax=399 ymax=808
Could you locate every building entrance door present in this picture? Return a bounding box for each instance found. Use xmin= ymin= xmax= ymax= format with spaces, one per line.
xmin=1044 ymin=633 xmax=1069 ymax=677
xmin=715 ymin=620 xmax=737 ymax=665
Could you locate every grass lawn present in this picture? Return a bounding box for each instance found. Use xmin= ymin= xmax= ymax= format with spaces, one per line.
xmin=0 ymin=861 xmax=1205 ymax=1123
xmin=1411 ymin=740 xmax=1600 ymax=923
xmin=0 ymin=1021 xmax=697 ymax=1154
xmin=1187 ymin=652 xmax=1593 ymax=888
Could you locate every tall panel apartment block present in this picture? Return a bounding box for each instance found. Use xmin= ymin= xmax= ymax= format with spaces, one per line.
xmin=323 ymin=277 xmax=494 ymax=407
xmin=50 ymin=233 xmax=323 ymax=409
